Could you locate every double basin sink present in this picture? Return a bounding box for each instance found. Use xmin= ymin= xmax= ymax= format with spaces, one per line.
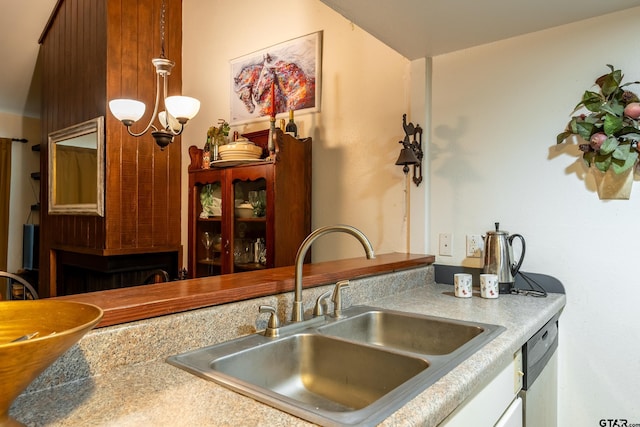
xmin=167 ymin=305 xmax=505 ymax=426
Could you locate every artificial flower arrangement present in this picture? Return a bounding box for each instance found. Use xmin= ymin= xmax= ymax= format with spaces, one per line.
xmin=207 ymin=119 xmax=230 ymax=145
xmin=557 ymin=65 xmax=640 ymax=174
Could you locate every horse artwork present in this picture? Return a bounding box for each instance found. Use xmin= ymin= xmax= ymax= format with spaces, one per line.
xmin=230 ymin=32 xmax=321 ymax=124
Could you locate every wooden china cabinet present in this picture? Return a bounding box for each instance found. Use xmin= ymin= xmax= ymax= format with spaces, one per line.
xmin=187 ymin=132 xmax=311 ymax=278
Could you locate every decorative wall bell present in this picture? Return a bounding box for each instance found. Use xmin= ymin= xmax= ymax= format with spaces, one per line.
xmin=395 ymin=114 xmax=423 ymax=186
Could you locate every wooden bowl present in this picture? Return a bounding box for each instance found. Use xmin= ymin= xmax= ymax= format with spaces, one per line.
xmin=0 ymin=300 xmax=103 ymax=426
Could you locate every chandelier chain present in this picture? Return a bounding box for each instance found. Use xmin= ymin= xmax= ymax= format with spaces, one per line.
xmin=160 ymin=0 xmax=166 ymax=58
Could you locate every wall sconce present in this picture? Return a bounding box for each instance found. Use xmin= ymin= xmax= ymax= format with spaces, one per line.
xmin=395 ymin=114 xmax=423 ymax=186
xmin=108 ymin=0 xmax=200 ymax=150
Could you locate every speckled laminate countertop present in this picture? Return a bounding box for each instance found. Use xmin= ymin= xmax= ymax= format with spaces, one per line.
xmin=10 ymin=265 xmax=565 ymax=426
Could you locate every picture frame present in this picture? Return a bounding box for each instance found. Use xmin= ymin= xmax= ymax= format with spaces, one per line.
xmin=230 ymin=31 xmax=322 ymax=125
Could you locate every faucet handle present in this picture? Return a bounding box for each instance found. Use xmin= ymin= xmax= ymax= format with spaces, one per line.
xmin=313 ymin=290 xmax=332 ymax=316
xmin=331 ymin=280 xmax=350 ymax=318
xmin=258 ymin=305 xmax=280 ymax=338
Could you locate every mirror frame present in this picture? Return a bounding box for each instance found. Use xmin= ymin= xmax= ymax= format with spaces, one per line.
xmin=48 ymin=116 xmax=105 ymax=216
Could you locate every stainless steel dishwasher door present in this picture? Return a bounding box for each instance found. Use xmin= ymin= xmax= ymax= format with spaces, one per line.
xmin=520 ymin=350 xmax=557 ymax=426
xmin=518 ymin=313 xmax=559 ymax=427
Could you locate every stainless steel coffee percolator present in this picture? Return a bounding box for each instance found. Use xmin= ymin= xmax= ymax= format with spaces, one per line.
xmin=482 ymin=222 xmax=526 ymax=294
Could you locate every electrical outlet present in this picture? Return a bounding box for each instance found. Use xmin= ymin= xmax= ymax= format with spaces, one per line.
xmin=439 ymin=233 xmax=452 ymax=256
xmin=466 ymin=234 xmax=483 ymax=257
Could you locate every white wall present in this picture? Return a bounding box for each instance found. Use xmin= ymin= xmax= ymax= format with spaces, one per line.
xmin=181 ymin=0 xmax=418 ymax=264
xmin=0 ymin=112 xmax=40 ymax=273
xmin=430 ymin=8 xmax=640 ymax=424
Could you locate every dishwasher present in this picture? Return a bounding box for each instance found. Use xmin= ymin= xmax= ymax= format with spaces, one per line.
xmin=518 ymin=312 xmax=560 ymax=427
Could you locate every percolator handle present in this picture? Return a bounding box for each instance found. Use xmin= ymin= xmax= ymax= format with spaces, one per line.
xmin=509 ymin=234 xmax=526 ymax=276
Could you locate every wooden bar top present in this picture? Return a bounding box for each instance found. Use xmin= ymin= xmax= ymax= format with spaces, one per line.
xmin=54 ymin=253 xmax=434 ymax=327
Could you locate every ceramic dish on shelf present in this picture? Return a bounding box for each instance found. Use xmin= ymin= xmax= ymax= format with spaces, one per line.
xmin=235 ymin=204 xmax=254 ymax=218
xmin=211 ymin=159 xmax=268 ymax=168
xmin=220 ymin=154 xmax=261 ymax=160
xmin=218 ymin=141 xmax=262 ymax=160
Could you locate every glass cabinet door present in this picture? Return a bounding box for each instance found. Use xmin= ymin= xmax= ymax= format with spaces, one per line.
xmin=232 ymin=177 xmax=267 ymax=272
xmin=195 ymin=181 xmax=223 ymax=277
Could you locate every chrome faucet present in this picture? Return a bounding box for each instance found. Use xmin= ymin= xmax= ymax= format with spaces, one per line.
xmin=291 ymin=225 xmax=375 ymax=322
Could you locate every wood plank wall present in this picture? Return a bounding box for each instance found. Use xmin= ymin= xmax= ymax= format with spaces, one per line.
xmin=39 ymin=0 xmax=182 ymax=297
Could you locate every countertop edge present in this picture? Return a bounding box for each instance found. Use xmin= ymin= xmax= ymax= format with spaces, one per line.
xmin=378 ymin=284 xmax=566 ymax=425
xmin=11 ymin=268 xmax=566 ymax=427
xmin=54 ymin=252 xmax=434 ymax=327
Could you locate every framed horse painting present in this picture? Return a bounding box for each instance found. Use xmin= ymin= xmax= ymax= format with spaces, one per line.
xmin=230 ymin=31 xmax=322 ymax=125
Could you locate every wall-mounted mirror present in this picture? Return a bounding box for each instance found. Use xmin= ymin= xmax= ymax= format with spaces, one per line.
xmin=48 ymin=116 xmax=105 ymax=216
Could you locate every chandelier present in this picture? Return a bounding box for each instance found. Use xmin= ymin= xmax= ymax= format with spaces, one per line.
xmin=108 ymin=0 xmax=200 ymax=150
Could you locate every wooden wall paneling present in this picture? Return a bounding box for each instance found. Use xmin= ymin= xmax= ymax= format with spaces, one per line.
xmin=117 ymin=0 xmax=140 ymax=249
xmin=132 ymin=0 xmax=152 ymax=250
xmin=89 ymin=0 xmax=107 ymax=252
xmin=44 ymin=0 xmax=106 ymax=252
xmin=111 ymin=0 xmax=183 ymax=252
xmin=136 ymin=0 xmax=155 ymax=249
xmin=166 ymin=0 xmax=182 ymax=251
xmin=272 ymin=137 xmax=312 ymax=266
xmin=39 ymin=20 xmax=52 ymax=296
xmin=40 ymin=0 xmax=183 ymax=295
xmin=150 ymin=146 xmax=167 ymax=247
xmin=40 ymin=0 xmax=109 ymax=294
xmin=105 ymin=0 xmax=123 ymax=251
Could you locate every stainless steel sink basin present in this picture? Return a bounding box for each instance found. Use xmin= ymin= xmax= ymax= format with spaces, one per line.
xmin=317 ymin=308 xmax=485 ymax=355
xmin=210 ymin=333 xmax=428 ymax=411
xmin=167 ymin=306 xmax=504 ymax=426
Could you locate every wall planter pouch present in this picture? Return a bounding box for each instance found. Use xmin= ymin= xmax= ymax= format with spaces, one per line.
xmin=593 ymin=167 xmax=634 ymax=200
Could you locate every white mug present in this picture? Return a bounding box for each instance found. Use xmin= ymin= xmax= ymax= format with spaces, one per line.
xmin=480 ymin=274 xmax=499 ymax=299
xmin=454 ymin=273 xmax=473 ymax=298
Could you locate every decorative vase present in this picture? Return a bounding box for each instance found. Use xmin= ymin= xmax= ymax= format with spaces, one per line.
xmin=593 ymin=167 xmax=634 ymax=200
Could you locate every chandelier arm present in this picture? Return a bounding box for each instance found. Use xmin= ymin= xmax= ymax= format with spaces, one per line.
xmin=166 ymin=124 xmax=185 ymax=136
xmin=161 ymin=74 xmax=187 ymax=136
xmin=124 ymin=71 xmax=163 ymax=137
xmin=126 ymin=123 xmax=159 ymax=138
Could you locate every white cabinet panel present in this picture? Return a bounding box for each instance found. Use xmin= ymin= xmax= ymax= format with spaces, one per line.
xmin=440 ymin=351 xmax=523 ymax=427
xmin=496 ymin=397 xmax=523 ymax=427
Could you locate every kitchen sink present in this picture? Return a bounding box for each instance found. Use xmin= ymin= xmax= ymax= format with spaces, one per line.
xmin=210 ymin=333 xmax=428 ymax=411
xmin=317 ymin=308 xmax=485 ymax=355
xmin=167 ymin=306 xmax=504 ymax=426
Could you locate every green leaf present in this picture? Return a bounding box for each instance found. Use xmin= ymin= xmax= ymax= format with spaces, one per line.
xmin=611 ymin=150 xmax=638 ymax=174
xmin=611 ymin=142 xmax=631 ymax=160
xmin=620 ymin=80 xmax=640 ymax=90
xmin=575 ymin=121 xmax=596 ymax=140
xmin=619 ymin=130 xmax=640 ymax=142
xmin=600 ymin=99 xmax=624 ymax=116
xmin=583 ymin=151 xmax=595 ymax=167
xmin=556 ymin=131 xmax=572 ymax=144
xmin=610 ymin=150 xmax=638 ymax=174
xmin=601 ymin=69 xmax=623 ymax=97
xmin=594 ymin=153 xmax=612 ymax=172
xmin=582 ymin=91 xmax=604 ymax=112
xmin=603 ymin=113 xmax=623 ymax=135
xmin=599 ymin=136 xmax=619 ymax=155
